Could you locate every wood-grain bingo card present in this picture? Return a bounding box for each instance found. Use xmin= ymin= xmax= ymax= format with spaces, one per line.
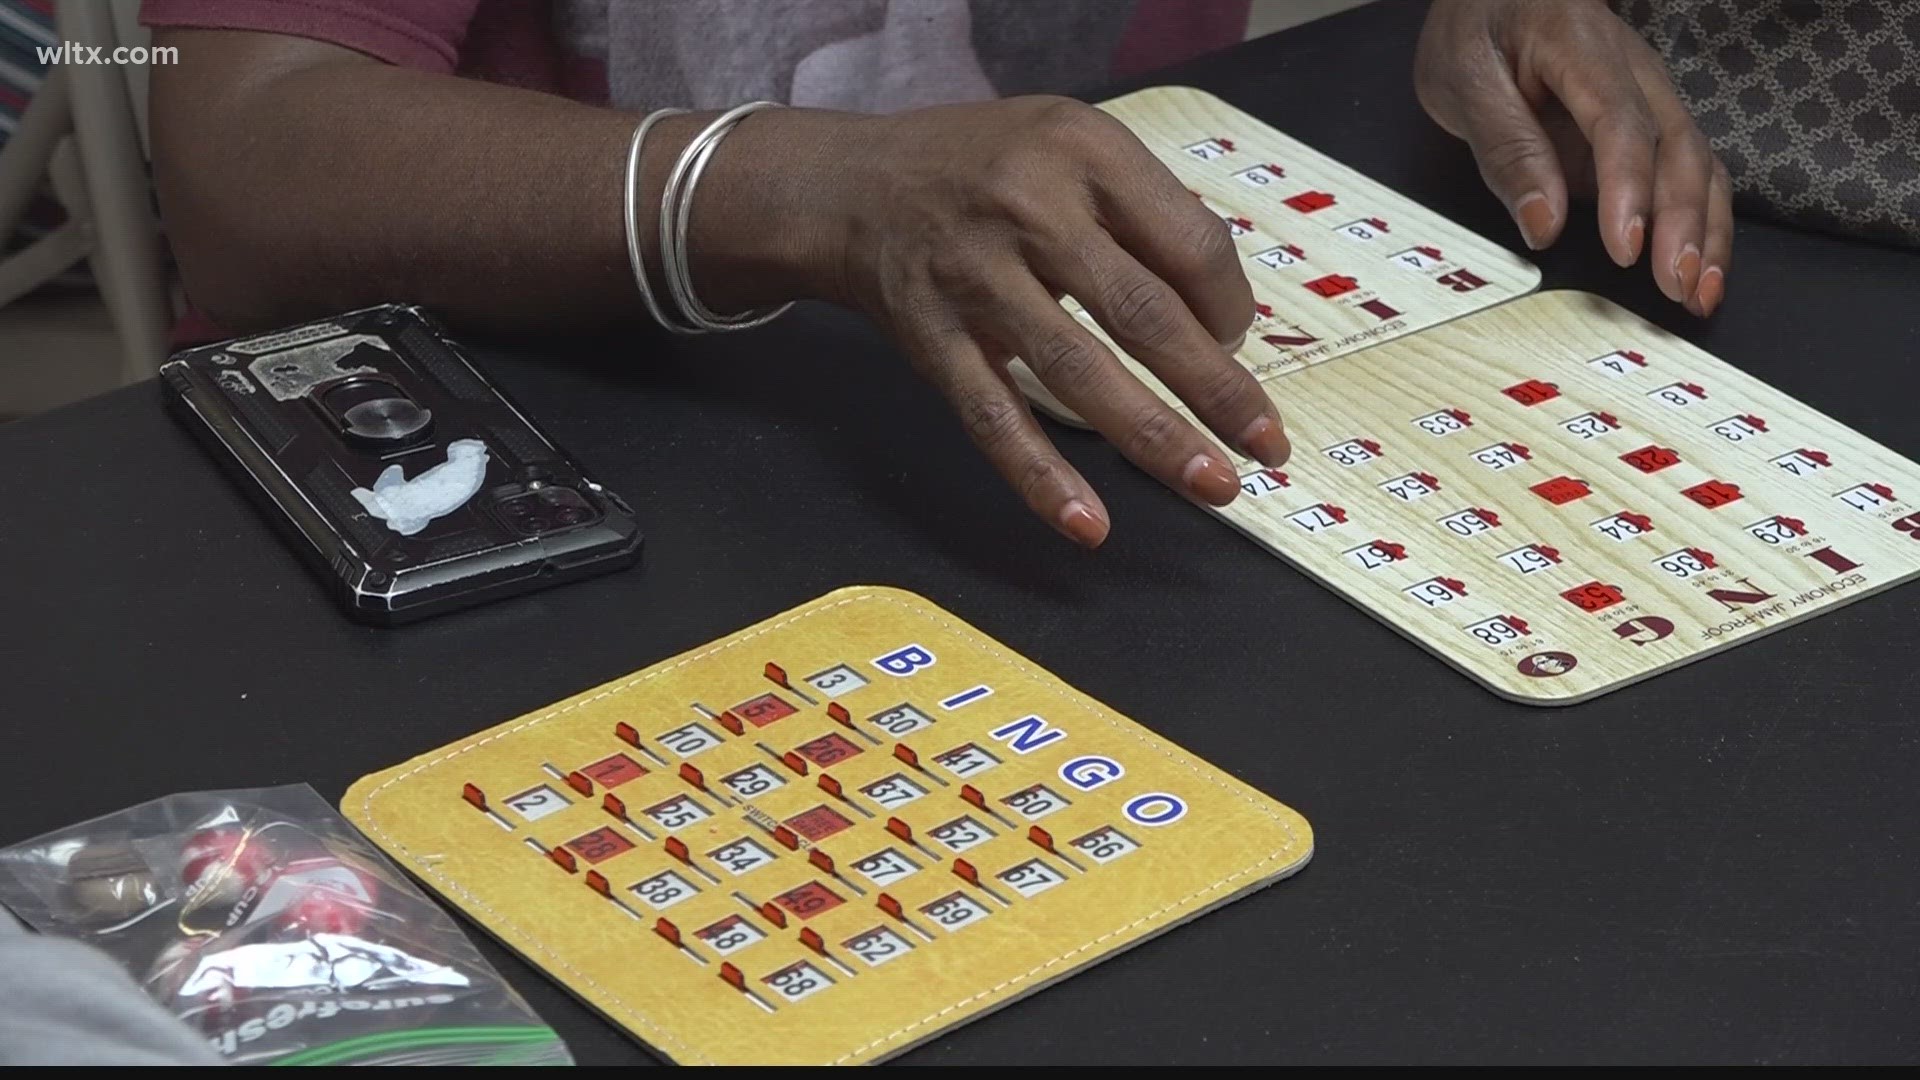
xmin=346 ymin=587 xmax=1313 ymax=1064
xmin=1024 ymin=88 xmax=1920 ymax=703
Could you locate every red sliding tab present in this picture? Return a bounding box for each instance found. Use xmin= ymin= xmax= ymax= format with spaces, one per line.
xmin=461 ymin=783 xmax=486 ymax=811
xmin=614 ymin=722 xmax=640 ymax=747
xmin=549 ymin=846 xmax=578 ymax=874
xmin=764 ymin=662 xmax=790 ymax=687
xmin=584 ymin=870 xmax=610 ymax=897
xmin=654 ymin=918 xmax=682 ymax=947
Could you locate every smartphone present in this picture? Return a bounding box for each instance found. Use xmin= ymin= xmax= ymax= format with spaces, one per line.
xmin=161 ymin=303 xmax=642 ymax=623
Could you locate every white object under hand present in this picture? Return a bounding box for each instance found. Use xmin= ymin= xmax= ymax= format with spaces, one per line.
xmin=350 ymin=439 xmax=490 ymax=536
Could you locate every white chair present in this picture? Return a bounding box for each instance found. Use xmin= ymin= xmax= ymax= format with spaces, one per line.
xmin=0 ymin=0 xmax=168 ymax=385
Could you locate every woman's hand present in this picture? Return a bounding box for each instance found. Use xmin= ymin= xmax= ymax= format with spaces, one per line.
xmin=809 ymin=97 xmax=1291 ymax=549
xmin=1415 ymin=0 xmax=1730 ymax=316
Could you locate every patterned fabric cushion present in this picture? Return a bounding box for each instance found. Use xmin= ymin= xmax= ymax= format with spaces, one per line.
xmin=1620 ymin=0 xmax=1920 ymax=246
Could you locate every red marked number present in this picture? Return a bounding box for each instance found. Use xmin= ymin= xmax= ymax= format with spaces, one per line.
xmin=733 ymin=693 xmax=796 ymax=727
xmin=579 ymin=753 xmax=647 ymax=788
xmin=1683 ymin=480 xmax=1743 ymax=509
xmin=565 ymin=826 xmax=635 ymax=865
xmin=1304 ymin=273 xmax=1358 ymax=298
xmin=1503 ymin=379 xmax=1560 ymax=406
xmin=772 ymin=881 xmax=845 ymax=920
xmin=793 ymin=732 xmax=863 ymax=767
xmin=1561 ymin=581 xmax=1626 ymax=613
xmin=1619 ymin=445 xmax=1681 ymax=474
xmin=1531 ymin=476 xmax=1592 ymax=505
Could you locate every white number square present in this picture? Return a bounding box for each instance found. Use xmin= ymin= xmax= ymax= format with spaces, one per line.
xmin=719 ymin=763 xmax=786 ymax=799
xmin=866 ymin=703 xmax=936 ymax=737
xmin=1835 ymin=483 xmax=1892 ymax=512
xmin=802 ymin=664 xmax=869 ymax=698
xmin=1412 ymin=409 xmax=1466 ymax=437
xmin=1464 ymin=615 xmax=1523 ymax=647
xmin=919 ymin=891 xmax=992 ymax=933
xmin=656 ymin=722 xmax=722 ymax=758
xmin=502 ymin=784 xmax=569 ymax=822
xmin=997 ymin=859 xmax=1068 ymax=898
xmin=1709 ymin=415 xmax=1764 ymax=443
xmin=1391 ymin=247 xmax=1441 ymax=272
xmin=1323 ymin=439 xmax=1378 ymax=467
xmin=1287 ymin=504 xmax=1345 ymax=533
xmin=1183 ymin=139 xmax=1230 ymax=161
xmin=1233 ymin=164 xmax=1279 ymax=187
xmin=1001 ymin=784 xmax=1070 ymax=820
xmin=842 ymin=926 xmax=914 ymax=967
xmin=694 ymin=915 xmax=764 ymax=957
xmin=642 ymin=794 xmax=712 ymax=832
xmin=1343 ymin=541 xmax=1401 ymax=571
xmin=1497 ymin=545 xmax=1556 ymax=574
xmin=1437 ymin=508 xmax=1495 ymax=537
xmin=1771 ymin=449 xmax=1828 ymax=477
xmin=1471 ymin=444 xmax=1525 ymax=470
xmin=1379 ymin=472 xmax=1436 ymax=501
xmin=1402 ymin=578 xmax=1462 ymax=607
xmin=1745 ymin=517 xmax=1799 ymax=545
xmin=933 ymin=743 xmax=1000 ymax=778
xmin=1591 ymin=513 xmax=1649 ymax=542
xmin=849 ymin=847 xmax=920 ymax=885
xmin=1653 ymin=549 xmax=1712 ymax=579
xmin=1239 ymin=470 xmax=1287 ymax=498
xmin=629 ymin=870 xmax=697 ymax=910
xmin=1334 ymin=218 xmax=1384 ymax=242
xmin=1648 ymin=382 xmax=1704 ymax=409
xmin=928 ymin=816 xmax=995 ymax=853
xmin=860 ymin=773 xmax=927 ymax=809
xmin=707 ymin=837 xmax=776 ymax=877
xmin=1070 ymin=825 xmax=1141 ymax=864
xmin=1251 ymin=245 xmax=1301 ymax=270
xmin=1560 ymin=412 xmax=1616 ymax=440
xmin=1587 ymin=350 xmax=1644 ymax=377
xmin=762 ymin=960 xmax=834 ymax=1002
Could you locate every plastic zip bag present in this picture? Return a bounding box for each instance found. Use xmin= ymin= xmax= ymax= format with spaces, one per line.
xmin=0 ymin=785 xmax=569 ymax=1066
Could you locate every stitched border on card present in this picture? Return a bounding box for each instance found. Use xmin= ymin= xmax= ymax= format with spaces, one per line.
xmin=353 ymin=586 xmax=1308 ymax=1065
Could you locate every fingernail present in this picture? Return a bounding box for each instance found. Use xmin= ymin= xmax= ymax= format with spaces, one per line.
xmin=1182 ymin=452 xmax=1240 ymax=506
xmin=1056 ymin=499 xmax=1110 ymax=548
xmin=1218 ymin=329 xmax=1248 ymax=354
xmin=1623 ymin=215 xmax=1645 ymax=264
xmin=1695 ymin=265 xmax=1724 ymax=317
xmin=1675 ymin=244 xmax=1702 ymax=300
xmin=1236 ymin=414 xmax=1291 ymax=467
xmin=1514 ymin=192 xmax=1555 ymax=250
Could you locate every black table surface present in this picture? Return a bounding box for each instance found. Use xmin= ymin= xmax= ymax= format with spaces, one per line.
xmin=4 ymin=2 xmax=1916 ymax=1066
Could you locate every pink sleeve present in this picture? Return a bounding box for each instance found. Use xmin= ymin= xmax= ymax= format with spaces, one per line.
xmin=140 ymin=0 xmax=483 ymax=73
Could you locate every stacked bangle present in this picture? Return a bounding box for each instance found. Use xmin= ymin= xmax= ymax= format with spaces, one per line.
xmin=624 ymin=101 xmax=793 ymax=334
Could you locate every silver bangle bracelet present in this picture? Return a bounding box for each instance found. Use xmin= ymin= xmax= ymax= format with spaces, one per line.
xmin=657 ymin=100 xmax=793 ymax=333
xmin=623 ymin=107 xmax=697 ymax=333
